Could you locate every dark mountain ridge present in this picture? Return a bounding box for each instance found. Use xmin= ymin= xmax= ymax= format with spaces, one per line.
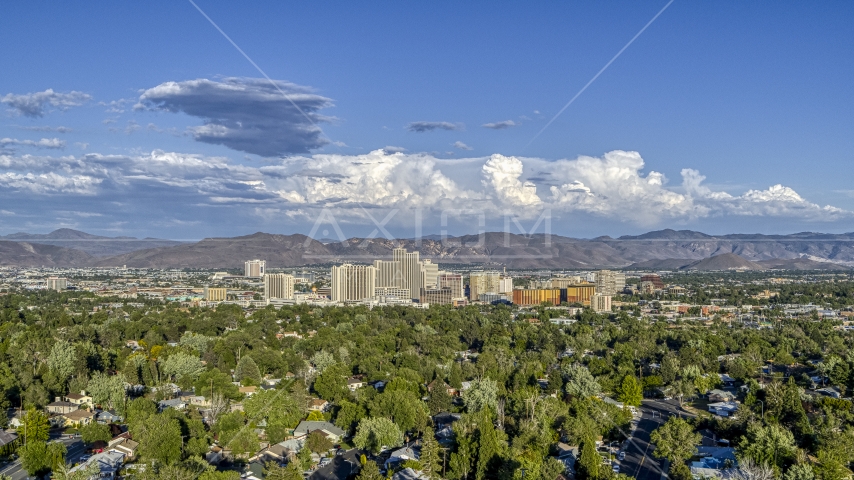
xmin=1 ymin=229 xmax=853 ymax=270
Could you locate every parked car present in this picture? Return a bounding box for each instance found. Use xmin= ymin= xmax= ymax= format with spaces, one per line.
xmin=613 ymin=465 xmax=621 ymax=473
xmin=618 ymin=452 xmax=626 ymax=461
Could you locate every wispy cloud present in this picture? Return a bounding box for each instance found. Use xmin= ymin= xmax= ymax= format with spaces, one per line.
xmin=482 ymin=120 xmax=517 ymax=130
xmin=1 ymin=89 xmax=92 ymax=117
xmin=453 ymin=141 xmax=473 ymax=150
xmin=0 ymin=137 xmax=66 ymax=149
xmin=12 ymin=125 xmax=72 ymax=133
xmin=406 ymin=121 xmax=462 ymax=133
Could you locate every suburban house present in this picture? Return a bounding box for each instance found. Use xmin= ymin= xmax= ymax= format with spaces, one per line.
xmin=708 ymin=389 xmax=736 ymax=402
xmin=707 ymin=402 xmax=739 ymax=417
xmin=391 ymin=467 xmax=429 ymax=480
xmin=108 ymin=437 xmax=139 ymax=460
xmin=46 ymin=399 xmax=79 ymax=414
xmin=65 ymin=391 xmax=93 ymax=407
xmin=293 ymin=421 xmax=346 ymax=443
xmin=68 ymin=451 xmax=125 ymax=478
xmin=308 ymin=398 xmax=330 ymax=412
xmin=385 ymin=446 xmax=420 ymax=469
xmin=181 ymin=395 xmax=211 ymax=408
xmin=61 ymin=409 xmax=96 ymax=427
xmin=553 ymin=442 xmax=579 ymax=476
xmin=158 ymin=398 xmax=187 ymax=411
xmin=96 ymin=410 xmax=122 ymax=424
xmin=347 ymin=375 xmax=367 ymax=391
xmin=239 ymin=386 xmax=258 ymax=397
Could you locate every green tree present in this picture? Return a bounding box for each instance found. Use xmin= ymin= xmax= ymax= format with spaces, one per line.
xmin=353 ymin=417 xmax=404 ymax=454
xmin=19 ymin=441 xmax=49 ymax=476
xmin=137 ymin=413 xmax=183 ymax=465
xmin=475 ymin=410 xmax=505 ymax=480
xmin=313 ymin=363 xmax=348 ymax=402
xmin=370 ymin=389 xmax=430 ymax=433
xmin=650 ymin=417 xmax=700 ymax=464
xmin=335 ymin=400 xmax=367 ymax=435
xmin=306 ymin=430 xmax=333 ymax=453
xmin=264 ymin=461 xmax=304 ymax=480
xmin=738 ymin=423 xmax=796 ymax=470
xmin=562 ymin=363 xmax=601 ymax=398
xmin=428 ymin=383 xmax=453 ymax=415
xmin=195 ymin=368 xmax=241 ymax=400
xmin=450 ymin=434 xmax=474 ymax=480
xmin=46 ymin=339 xmax=77 ymax=388
xmin=784 ymin=463 xmax=815 ymax=480
xmin=617 ymin=375 xmax=643 ymax=407
xmin=419 ymin=426 xmax=443 ymax=480
xmin=80 ymin=421 xmax=112 ymax=444
xmin=462 ymin=377 xmax=498 ymax=413
xmin=160 ymin=351 xmax=206 ymax=389
xmin=355 ymin=459 xmax=384 ymax=480
xmin=17 ymin=407 xmax=50 ymax=443
xmin=577 ymin=437 xmax=601 ymax=480
xmin=235 ymin=356 xmax=262 ymax=386
xmin=87 ymin=371 xmax=126 ymax=412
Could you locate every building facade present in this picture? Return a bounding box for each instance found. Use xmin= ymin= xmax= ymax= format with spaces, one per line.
xmin=47 ymin=277 xmax=67 ymax=292
xmin=594 ymin=270 xmax=626 ymax=296
xmin=591 ymin=293 xmax=612 ymax=312
xmin=331 ymin=264 xmax=377 ymax=302
xmin=264 ymin=273 xmax=295 ymax=301
xmin=437 ymin=273 xmax=465 ymax=300
xmin=469 ymin=271 xmax=501 ymax=300
xmin=244 ymin=259 xmax=266 ymax=278
xmin=204 ymin=287 xmax=227 ymax=302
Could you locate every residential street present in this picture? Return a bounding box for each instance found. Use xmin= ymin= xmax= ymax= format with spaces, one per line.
xmin=617 ymin=399 xmax=695 ymax=480
xmin=0 ymin=438 xmax=85 ymax=480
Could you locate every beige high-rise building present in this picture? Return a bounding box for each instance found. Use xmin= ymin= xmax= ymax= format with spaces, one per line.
xmin=46 ymin=277 xmax=67 ymax=292
xmin=469 ymin=271 xmax=501 ymax=300
xmin=591 ymin=293 xmax=612 ymax=312
xmin=264 ymin=273 xmax=295 ymax=301
xmin=245 ymin=259 xmax=266 ymax=278
xmin=437 ymin=273 xmax=464 ymax=299
xmin=594 ymin=270 xmax=625 ymax=296
xmin=331 ymin=264 xmax=377 ymax=302
xmin=421 ymin=259 xmax=439 ymax=289
xmin=204 ymin=287 xmax=227 ymax=302
xmin=373 ymin=259 xmax=402 ymax=288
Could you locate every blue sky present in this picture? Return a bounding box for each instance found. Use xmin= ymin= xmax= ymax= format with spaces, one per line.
xmin=1 ymin=1 xmax=853 ymax=240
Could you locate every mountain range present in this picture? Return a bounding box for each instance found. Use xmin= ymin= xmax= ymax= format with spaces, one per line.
xmin=1 ymin=228 xmax=853 ymax=270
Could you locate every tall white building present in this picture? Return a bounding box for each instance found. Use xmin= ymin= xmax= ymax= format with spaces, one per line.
xmin=264 ymin=273 xmax=295 ymax=301
xmin=594 ymin=270 xmax=626 ymax=296
xmin=591 ymin=293 xmax=612 ymax=312
xmin=245 ymin=259 xmax=266 ymax=278
xmin=46 ymin=277 xmax=67 ymax=292
xmin=421 ymin=259 xmax=439 ymax=289
xmin=372 ymin=247 xmax=438 ymax=300
xmin=331 ymin=264 xmax=377 ymax=302
xmin=469 ymin=271 xmax=501 ymax=300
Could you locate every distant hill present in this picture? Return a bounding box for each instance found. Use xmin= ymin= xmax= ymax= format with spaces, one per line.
xmin=1 ymin=228 xmax=854 ymax=269
xmin=683 ymin=253 xmax=762 ymax=270
xmin=0 ymin=241 xmax=92 ymax=267
xmin=0 ymin=228 xmax=183 ymax=257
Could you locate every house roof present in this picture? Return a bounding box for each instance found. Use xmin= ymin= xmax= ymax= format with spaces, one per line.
xmin=0 ymin=431 xmax=18 ymax=447
xmin=294 ymin=421 xmax=345 ymax=438
xmin=392 ymin=468 xmax=429 ymax=480
xmin=64 ymin=409 xmax=96 ymax=421
xmin=47 ymin=401 xmax=78 ymax=408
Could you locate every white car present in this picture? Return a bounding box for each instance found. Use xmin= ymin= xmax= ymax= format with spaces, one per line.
xmin=618 ymin=452 xmax=626 ymax=461
xmin=613 ymin=465 xmax=621 ymax=473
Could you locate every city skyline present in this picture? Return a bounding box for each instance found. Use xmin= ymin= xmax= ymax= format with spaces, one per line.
xmin=1 ymin=2 xmax=853 ymax=239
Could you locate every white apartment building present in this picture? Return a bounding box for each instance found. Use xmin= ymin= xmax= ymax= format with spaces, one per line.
xmin=264 ymin=273 xmax=295 ymax=301
xmin=244 ymin=260 xmax=266 ymax=278
xmin=469 ymin=271 xmax=501 ymax=300
xmin=591 ymin=293 xmax=612 ymax=312
xmin=331 ymin=264 xmax=377 ymax=302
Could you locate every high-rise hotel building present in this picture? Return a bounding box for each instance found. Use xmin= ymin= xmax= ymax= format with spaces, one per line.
xmin=245 ymin=259 xmax=266 ymax=278
xmin=331 ymin=264 xmax=377 ymax=302
xmin=264 ymin=273 xmax=295 ymax=301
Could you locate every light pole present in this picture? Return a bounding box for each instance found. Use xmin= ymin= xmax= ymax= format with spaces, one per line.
xmin=756 ymin=400 xmax=764 ymax=421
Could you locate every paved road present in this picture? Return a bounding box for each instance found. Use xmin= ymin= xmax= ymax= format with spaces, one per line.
xmin=0 ymin=438 xmax=86 ymax=480
xmin=617 ymin=399 xmax=695 ymax=480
